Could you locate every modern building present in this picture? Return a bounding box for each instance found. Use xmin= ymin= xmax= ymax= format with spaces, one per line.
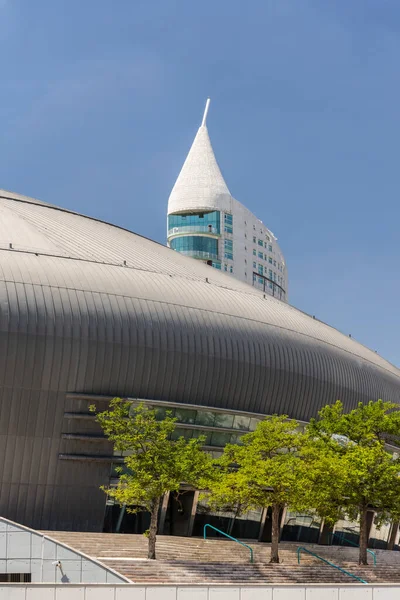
xmin=0 ymin=188 xmax=400 ymax=545
xmin=167 ymin=100 xmax=288 ymax=302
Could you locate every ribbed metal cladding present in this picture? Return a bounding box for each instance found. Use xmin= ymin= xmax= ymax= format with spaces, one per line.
xmin=0 ymin=190 xmax=400 ymax=531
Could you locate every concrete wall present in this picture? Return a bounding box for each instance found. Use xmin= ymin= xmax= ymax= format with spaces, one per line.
xmin=1 ymin=584 xmax=400 ymax=599
xmin=0 ymin=518 xmax=128 ymax=584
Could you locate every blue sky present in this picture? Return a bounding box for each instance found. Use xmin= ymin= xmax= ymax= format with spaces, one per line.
xmin=1 ymin=0 xmax=399 ymax=366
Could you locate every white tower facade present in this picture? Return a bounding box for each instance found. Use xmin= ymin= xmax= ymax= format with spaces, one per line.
xmin=167 ymin=100 xmax=288 ymax=302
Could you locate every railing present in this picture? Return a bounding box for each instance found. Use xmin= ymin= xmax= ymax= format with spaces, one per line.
xmin=168 ymin=226 xmax=220 ymax=237
xmin=203 ymin=524 xmax=254 ymax=563
xmin=328 ymin=532 xmax=377 ymax=565
xmin=297 ymin=546 xmax=368 ymax=584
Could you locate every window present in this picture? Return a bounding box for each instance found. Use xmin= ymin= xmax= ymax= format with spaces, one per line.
xmin=195 ymin=411 xmax=215 ymax=426
xmin=244 ymin=259 xmax=247 ymax=264
xmin=224 ymin=263 xmax=228 ymax=271
xmin=0 ymin=574 xmax=31 ymax=583
xmin=274 ymin=260 xmax=276 ymax=267
xmin=265 ymin=234 xmax=270 ymax=242
xmin=168 ymin=211 xmax=220 ymax=235
xmin=258 ymin=239 xmax=263 ymax=247
xmin=212 ymin=261 xmax=221 ymax=270
xmin=253 ymin=236 xmax=256 ymax=243
xmin=253 ymin=261 xmax=256 ymax=269
xmin=258 ymin=277 xmax=264 ymax=284
xmin=269 ymin=257 xmax=273 ymax=264
xmin=229 ymin=265 xmax=233 ymax=273
xmin=258 ymin=251 xmax=263 ymax=259
xmin=264 ymin=254 xmax=267 ymax=261
xmin=175 ymin=408 xmax=196 ymax=424
xmin=253 ymin=225 xmax=256 ymax=230
xmin=264 ymin=242 xmax=267 ymax=248
xmin=244 ymin=233 xmax=247 ymax=238
xmin=268 ymin=244 xmax=273 ymax=252
xmin=253 ymin=249 xmax=256 ymax=256
xmin=269 ymin=269 xmax=273 ymax=279
xmin=233 ymin=415 xmax=251 ymax=430
xmin=170 ymin=236 xmax=218 ymax=259
xmin=211 ymin=431 xmax=233 ymax=447
xmin=258 ymin=264 xmax=263 ymax=275
xmin=224 ymin=239 xmax=233 ymax=260
xmin=224 ymin=213 xmax=233 ymax=226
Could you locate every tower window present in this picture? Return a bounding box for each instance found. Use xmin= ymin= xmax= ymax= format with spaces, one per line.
xmin=224 ymin=239 xmax=233 ymax=260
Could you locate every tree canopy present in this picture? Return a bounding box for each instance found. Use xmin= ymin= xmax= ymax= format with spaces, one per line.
xmin=305 ymin=400 xmax=400 ymax=564
xmin=91 ymin=398 xmax=214 ymax=559
xmin=207 ymin=415 xmax=305 ymax=563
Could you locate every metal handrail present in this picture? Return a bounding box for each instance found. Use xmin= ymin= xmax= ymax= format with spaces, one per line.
xmin=203 ymin=524 xmax=254 ymax=563
xmin=328 ymin=532 xmax=377 ymax=565
xmin=297 ymin=546 xmax=368 ymax=585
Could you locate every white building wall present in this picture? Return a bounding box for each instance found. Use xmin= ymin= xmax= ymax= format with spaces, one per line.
xmin=219 ymin=197 xmax=288 ymax=301
xmin=0 ymin=518 xmax=128 ymax=585
xmin=1 ymin=583 xmax=399 ymax=600
xmin=167 ymin=100 xmax=288 ymax=302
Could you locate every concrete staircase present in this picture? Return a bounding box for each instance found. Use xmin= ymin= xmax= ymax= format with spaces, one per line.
xmin=42 ymin=532 xmax=400 ymax=585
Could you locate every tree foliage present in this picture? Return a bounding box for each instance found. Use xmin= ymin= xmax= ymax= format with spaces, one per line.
xmin=91 ymin=398 xmax=214 ymax=559
xmin=206 ymin=415 xmax=305 ymax=563
xmin=305 ymin=400 xmax=400 ymax=564
xmin=92 ymin=398 xmax=400 ymax=566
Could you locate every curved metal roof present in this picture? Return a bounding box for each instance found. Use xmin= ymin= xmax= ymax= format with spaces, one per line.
xmin=0 ymin=188 xmax=399 ymax=531
xmin=0 ymin=189 xmax=399 ymax=421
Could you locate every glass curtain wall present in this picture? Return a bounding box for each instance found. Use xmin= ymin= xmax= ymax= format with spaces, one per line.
xmin=170 ymin=236 xmax=218 ymax=260
xmin=281 ymin=511 xmax=321 ymax=544
xmin=168 ymin=211 xmax=220 ymax=236
xmin=332 ymin=514 xmax=360 ymax=546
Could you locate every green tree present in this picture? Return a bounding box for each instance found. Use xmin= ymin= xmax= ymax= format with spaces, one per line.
xmin=306 ymin=400 xmax=400 ymax=565
xmin=206 ymin=415 xmax=305 ymax=563
xmin=91 ymin=399 xmax=214 ymax=559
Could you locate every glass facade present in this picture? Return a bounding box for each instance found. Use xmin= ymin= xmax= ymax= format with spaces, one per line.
xmin=281 ymin=511 xmax=321 ymax=544
xmin=369 ymin=518 xmax=392 ymax=549
xmin=168 ymin=211 xmax=220 ymax=236
xmin=224 ymin=213 xmax=233 ymax=234
xmin=224 ymin=239 xmax=233 ymax=260
xmin=170 ymin=236 xmax=218 ymax=260
xmin=150 ymin=404 xmax=261 ymax=434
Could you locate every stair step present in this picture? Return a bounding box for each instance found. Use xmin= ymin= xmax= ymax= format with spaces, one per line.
xmin=41 ymin=532 xmax=400 ymax=584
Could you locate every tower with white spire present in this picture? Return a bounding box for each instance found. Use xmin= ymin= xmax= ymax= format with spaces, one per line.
xmin=167 ymin=100 xmax=288 ymax=301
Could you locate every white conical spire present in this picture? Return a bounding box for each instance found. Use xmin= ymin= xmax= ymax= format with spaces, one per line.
xmin=168 ymin=99 xmax=232 ymax=215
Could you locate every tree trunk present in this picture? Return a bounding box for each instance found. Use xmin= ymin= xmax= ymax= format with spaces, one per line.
xmin=270 ymin=503 xmax=281 ymax=563
xmin=359 ymin=506 xmax=368 ymax=565
xmin=148 ymin=497 xmax=161 ymax=560
xmin=387 ymin=520 xmax=399 ymax=551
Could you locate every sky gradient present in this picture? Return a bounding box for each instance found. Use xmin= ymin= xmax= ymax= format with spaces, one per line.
xmin=1 ymin=0 xmax=399 ymax=367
